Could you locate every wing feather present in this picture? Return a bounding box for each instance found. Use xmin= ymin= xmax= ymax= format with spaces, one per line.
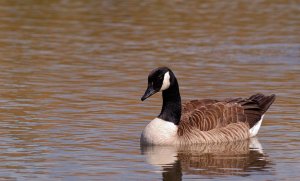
xmin=178 ymin=98 xmax=263 ymax=136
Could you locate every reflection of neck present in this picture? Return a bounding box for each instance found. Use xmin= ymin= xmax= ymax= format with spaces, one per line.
xmin=163 ymin=160 xmax=182 ymax=181
xmin=158 ymin=78 xmax=181 ymax=125
xmin=141 ymin=145 xmax=182 ymax=180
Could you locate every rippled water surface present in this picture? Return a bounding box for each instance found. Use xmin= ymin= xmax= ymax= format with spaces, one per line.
xmin=0 ymin=0 xmax=299 ymax=180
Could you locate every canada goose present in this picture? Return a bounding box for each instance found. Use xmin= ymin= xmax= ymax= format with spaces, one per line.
xmin=140 ymin=67 xmax=276 ymax=145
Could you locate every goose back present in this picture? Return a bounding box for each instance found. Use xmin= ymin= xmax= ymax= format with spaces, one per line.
xmin=178 ymin=94 xmax=276 ymax=143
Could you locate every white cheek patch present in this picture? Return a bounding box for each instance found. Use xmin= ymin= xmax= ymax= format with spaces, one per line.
xmin=160 ymin=71 xmax=170 ymax=91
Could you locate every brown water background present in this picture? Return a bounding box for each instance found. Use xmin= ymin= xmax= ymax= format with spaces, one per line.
xmin=0 ymin=0 xmax=299 ymax=180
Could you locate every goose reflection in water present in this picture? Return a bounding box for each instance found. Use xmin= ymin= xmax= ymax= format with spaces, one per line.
xmin=141 ymin=138 xmax=273 ymax=180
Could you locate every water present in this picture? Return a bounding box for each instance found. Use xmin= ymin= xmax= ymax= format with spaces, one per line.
xmin=0 ymin=0 xmax=299 ymax=180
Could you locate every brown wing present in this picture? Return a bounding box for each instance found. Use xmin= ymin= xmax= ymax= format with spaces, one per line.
xmin=182 ymin=99 xmax=219 ymax=115
xmin=178 ymin=97 xmax=264 ymax=136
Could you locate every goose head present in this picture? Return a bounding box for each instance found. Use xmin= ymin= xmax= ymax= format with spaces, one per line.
xmin=141 ymin=67 xmax=173 ymax=101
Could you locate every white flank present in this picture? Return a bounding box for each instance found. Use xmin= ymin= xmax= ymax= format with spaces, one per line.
xmin=249 ymin=114 xmax=264 ymax=137
xmin=160 ymin=71 xmax=170 ymax=91
xmin=141 ymin=118 xmax=178 ymax=145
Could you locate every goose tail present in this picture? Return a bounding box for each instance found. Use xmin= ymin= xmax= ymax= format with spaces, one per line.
xmin=249 ymin=93 xmax=276 ymax=114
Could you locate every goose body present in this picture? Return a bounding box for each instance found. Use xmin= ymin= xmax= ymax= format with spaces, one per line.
xmin=141 ymin=67 xmax=276 ymax=145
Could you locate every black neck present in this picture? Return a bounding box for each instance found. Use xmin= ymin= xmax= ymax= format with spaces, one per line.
xmin=158 ymin=78 xmax=181 ymax=125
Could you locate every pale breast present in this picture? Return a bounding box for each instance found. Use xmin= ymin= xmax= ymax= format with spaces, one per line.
xmin=140 ymin=118 xmax=179 ymax=145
